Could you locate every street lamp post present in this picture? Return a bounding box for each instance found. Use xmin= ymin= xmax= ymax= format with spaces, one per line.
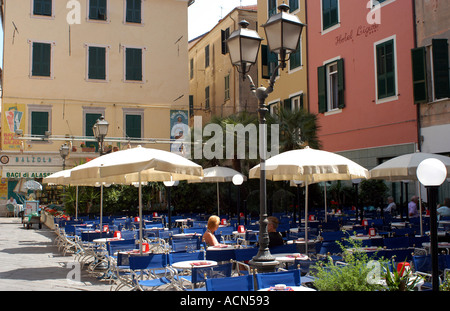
xmin=92 ymin=115 xmax=109 ymax=155
xmin=163 ymin=180 xmax=179 ymax=229
xmin=232 ymin=174 xmax=244 ymax=225
xmin=59 ymin=143 xmax=70 ymax=170
xmin=416 ymin=158 xmax=447 ymax=291
xmin=226 ymin=4 xmax=305 ymax=272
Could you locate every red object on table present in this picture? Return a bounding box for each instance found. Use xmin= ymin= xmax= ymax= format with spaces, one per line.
xmin=103 ymin=225 xmax=109 ymax=232
xmin=362 ymin=219 xmax=368 ymax=226
xmin=397 ymin=262 xmax=411 ymax=276
xmin=114 ymin=231 xmax=122 ymax=239
xmin=238 ymin=225 xmax=245 ymax=233
xmin=141 ymin=242 xmax=149 ymax=252
xmin=368 ymin=227 xmax=376 ymax=236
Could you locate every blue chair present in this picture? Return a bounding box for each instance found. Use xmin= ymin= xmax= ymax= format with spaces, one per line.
xmin=171 ymin=238 xmax=200 ymax=252
xmin=181 ymin=262 xmax=233 ymax=290
xmin=383 ymin=237 xmax=410 ymax=249
xmin=205 ymin=248 xmax=236 ymax=262
xmin=128 ymin=254 xmax=173 ymax=291
xmin=205 ymin=274 xmax=254 ymax=291
xmin=270 ymin=243 xmax=298 ymax=254
xmin=255 ymin=269 xmax=301 ymax=290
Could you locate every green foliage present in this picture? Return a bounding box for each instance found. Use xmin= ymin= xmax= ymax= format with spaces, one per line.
xmin=384 ymin=260 xmax=423 ymax=291
xmin=312 ymin=236 xmax=386 ymax=291
xmin=359 ymin=179 xmax=389 ymax=207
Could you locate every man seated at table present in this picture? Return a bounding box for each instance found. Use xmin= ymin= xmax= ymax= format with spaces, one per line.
xmin=267 ymin=216 xmax=284 ymax=248
xmin=437 ymin=198 xmax=450 ymax=220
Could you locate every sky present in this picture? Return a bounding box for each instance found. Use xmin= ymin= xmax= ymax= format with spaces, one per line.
xmin=188 ymin=0 xmax=257 ymax=40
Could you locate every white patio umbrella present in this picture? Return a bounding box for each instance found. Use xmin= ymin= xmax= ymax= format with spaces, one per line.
xmin=189 ymin=166 xmax=247 ymax=217
xmin=369 ymin=151 xmax=450 ymax=235
xmin=68 ymin=146 xmax=203 ymax=253
xmin=249 ymin=146 xmax=370 ymax=253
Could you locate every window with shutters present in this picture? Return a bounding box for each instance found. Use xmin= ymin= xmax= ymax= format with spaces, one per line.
xmin=33 ymin=0 xmax=52 ymax=17
xmin=86 ymin=45 xmax=108 ymax=81
xmin=322 ymin=0 xmax=339 ymax=32
xmin=190 ymin=58 xmax=194 ymax=80
xmin=289 ymin=38 xmax=301 ymax=71
xmin=125 ymin=47 xmax=143 ymax=82
xmin=375 ymin=37 xmax=397 ymax=102
xmin=125 ymin=114 xmax=142 ymax=139
xmin=84 ymin=109 xmax=104 ymax=151
xmin=224 ymin=74 xmax=230 ymax=101
xmin=205 ymin=45 xmax=210 ymax=68
xmin=268 ymin=0 xmax=277 ymax=18
xmin=125 ymin=0 xmax=142 ymax=24
xmin=31 ymin=42 xmax=53 ymax=78
xmin=261 ymin=45 xmax=279 ymax=79
xmin=318 ymin=58 xmax=345 ymax=114
xmin=221 ymin=28 xmax=230 ymax=55
xmin=189 ymin=95 xmax=194 ymax=116
xmin=89 ymin=0 xmax=107 ymax=21
xmin=411 ymin=39 xmax=449 ymax=103
xmin=289 ymin=0 xmax=299 ymax=12
xmin=205 ymin=86 xmax=210 ymax=110
xmin=30 ymin=111 xmax=49 ymax=136
xmin=291 ymin=93 xmax=304 ymax=111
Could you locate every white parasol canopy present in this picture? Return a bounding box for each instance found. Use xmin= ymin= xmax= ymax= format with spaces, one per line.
xmin=188 ymin=166 xmax=247 ymax=216
xmin=249 ymin=146 xmax=369 ymax=252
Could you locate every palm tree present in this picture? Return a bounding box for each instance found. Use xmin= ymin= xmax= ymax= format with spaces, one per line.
xmin=267 ymin=106 xmax=321 ymax=152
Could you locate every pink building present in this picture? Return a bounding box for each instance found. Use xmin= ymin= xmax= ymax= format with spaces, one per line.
xmin=307 ymin=0 xmax=418 ymax=169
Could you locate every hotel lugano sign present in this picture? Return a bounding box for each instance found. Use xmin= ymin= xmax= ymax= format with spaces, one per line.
xmin=0 ymin=154 xmax=62 ymax=178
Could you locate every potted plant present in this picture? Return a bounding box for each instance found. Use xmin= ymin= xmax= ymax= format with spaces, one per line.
xmin=384 ymin=260 xmax=424 ymax=291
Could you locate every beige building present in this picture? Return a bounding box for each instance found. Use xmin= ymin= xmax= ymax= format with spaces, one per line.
xmin=188 ymin=5 xmax=258 ymax=126
xmin=0 ymin=0 xmax=192 ymax=207
xmin=256 ymin=0 xmax=308 ymax=114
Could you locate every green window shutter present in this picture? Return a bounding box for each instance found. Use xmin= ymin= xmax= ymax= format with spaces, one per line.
xmin=337 ymin=58 xmax=345 ymax=108
xmin=376 ymin=39 xmax=396 ymax=99
xmin=205 ymin=45 xmax=210 ymax=68
xmin=300 ymin=93 xmax=304 ymax=110
xmin=268 ymin=0 xmax=277 ymax=17
xmin=85 ymin=113 xmax=102 ymax=150
xmin=126 ymin=48 xmax=142 ymax=81
xmin=126 ymin=115 xmax=141 ymax=139
xmin=432 ymin=39 xmax=450 ymax=99
xmin=34 ymin=0 xmax=52 ymax=16
xmin=205 ymin=86 xmax=210 ymax=109
xmin=31 ymin=111 xmax=49 ymax=136
xmin=411 ymin=47 xmax=428 ymax=104
xmin=262 ymin=45 xmax=270 ymax=79
xmin=89 ymin=0 xmax=107 ymax=20
xmin=221 ymin=28 xmax=230 ymax=55
xmin=322 ymin=0 xmax=339 ymax=30
xmin=289 ymin=0 xmax=299 ymax=12
xmin=284 ymin=98 xmax=292 ymax=111
xmin=32 ymin=42 xmax=51 ymax=77
xmin=290 ymin=40 xmax=301 ymax=70
xmin=318 ymin=65 xmax=327 ymax=113
xmin=189 ymin=95 xmax=194 ymax=116
xmin=89 ymin=47 xmax=106 ymax=80
xmin=126 ymin=0 xmax=141 ymax=23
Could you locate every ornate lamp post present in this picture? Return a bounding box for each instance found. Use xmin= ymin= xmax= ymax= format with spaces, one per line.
xmin=59 ymin=143 xmax=70 ymax=170
xmin=416 ymin=158 xmax=447 ymax=291
xmin=226 ymin=4 xmax=305 ymax=272
xmin=92 ymin=115 xmax=109 ymax=155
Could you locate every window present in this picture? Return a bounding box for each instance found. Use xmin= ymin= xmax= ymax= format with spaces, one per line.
xmin=221 ymin=28 xmax=230 ymax=54
xmin=189 ymin=95 xmax=194 ymax=116
xmin=268 ymin=0 xmax=277 ymax=17
xmin=33 ymin=0 xmax=52 ymax=16
xmin=318 ymin=58 xmax=345 ymax=113
xmin=291 ymin=94 xmax=304 ymax=111
xmin=376 ymin=39 xmax=396 ymax=100
xmin=89 ymin=0 xmax=107 ymax=21
xmin=125 ymin=47 xmax=143 ymax=81
xmin=289 ymin=0 xmax=299 ymax=12
xmin=126 ymin=0 xmax=141 ymax=23
xmin=205 ymin=86 xmax=210 ymax=110
xmin=322 ymin=0 xmax=339 ymax=31
xmin=224 ymin=75 xmax=230 ymax=101
xmin=411 ymin=39 xmax=449 ymax=103
xmin=88 ymin=46 xmax=107 ymax=80
xmin=125 ymin=114 xmax=142 ymax=139
xmin=31 ymin=42 xmax=52 ymax=77
xmin=31 ymin=111 xmax=49 ymax=136
xmin=261 ymin=45 xmax=279 ymax=79
xmin=205 ymin=45 xmax=210 ymax=68
xmin=289 ymin=38 xmax=301 ymax=70
xmin=190 ymin=58 xmax=194 ymax=80
xmin=84 ymin=111 xmax=103 ymax=150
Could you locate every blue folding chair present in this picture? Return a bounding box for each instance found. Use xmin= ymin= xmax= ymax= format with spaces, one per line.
xmin=128 ymin=254 xmax=174 ymax=291
xmin=171 ymin=238 xmax=200 ymax=252
xmin=181 ymin=262 xmax=233 ymax=290
xmin=206 ymin=274 xmax=254 ymax=291
xmin=255 ymin=269 xmax=301 ymax=290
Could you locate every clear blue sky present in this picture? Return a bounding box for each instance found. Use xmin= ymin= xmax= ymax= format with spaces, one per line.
xmin=0 ymin=1 xmax=258 ymax=67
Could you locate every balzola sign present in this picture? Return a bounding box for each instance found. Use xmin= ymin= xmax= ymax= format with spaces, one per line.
xmin=0 ymin=154 xmax=63 ymax=166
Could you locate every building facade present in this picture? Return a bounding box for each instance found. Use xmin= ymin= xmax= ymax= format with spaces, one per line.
xmin=0 ymin=0 xmax=191 ymax=208
xmin=257 ymin=0 xmax=308 ymax=117
xmin=306 ymin=0 xmax=418 ymax=170
xmin=188 ymin=5 xmax=258 ymax=127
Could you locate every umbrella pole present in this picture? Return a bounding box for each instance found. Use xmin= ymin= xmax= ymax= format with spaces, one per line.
xmin=305 ymin=182 xmax=309 ymax=254
xmin=324 ymin=182 xmax=328 ymax=223
xmin=100 ymin=184 xmax=103 ymax=234
xmin=217 ymin=182 xmax=220 ymax=217
xmin=419 ymin=183 xmax=423 ymax=235
xmin=75 ymin=186 xmax=79 ymax=220
xmin=139 ymin=172 xmax=143 ymax=255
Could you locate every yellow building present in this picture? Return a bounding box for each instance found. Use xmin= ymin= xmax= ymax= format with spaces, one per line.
xmin=188 ymin=5 xmax=258 ymax=126
xmin=257 ymin=0 xmax=308 ymax=114
xmin=0 ymin=0 xmax=192 ymax=207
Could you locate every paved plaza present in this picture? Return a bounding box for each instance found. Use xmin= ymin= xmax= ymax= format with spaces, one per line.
xmin=0 ymin=217 xmax=110 ymax=291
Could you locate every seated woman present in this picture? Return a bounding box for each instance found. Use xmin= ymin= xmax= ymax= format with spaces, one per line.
xmin=202 ymin=215 xmax=223 ymax=247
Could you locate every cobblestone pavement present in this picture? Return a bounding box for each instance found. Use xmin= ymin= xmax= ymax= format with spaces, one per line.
xmin=0 ymin=217 xmax=111 ymax=291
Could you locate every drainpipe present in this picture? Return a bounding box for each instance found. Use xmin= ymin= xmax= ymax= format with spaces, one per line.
xmin=412 ymin=0 xmax=422 ymax=151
